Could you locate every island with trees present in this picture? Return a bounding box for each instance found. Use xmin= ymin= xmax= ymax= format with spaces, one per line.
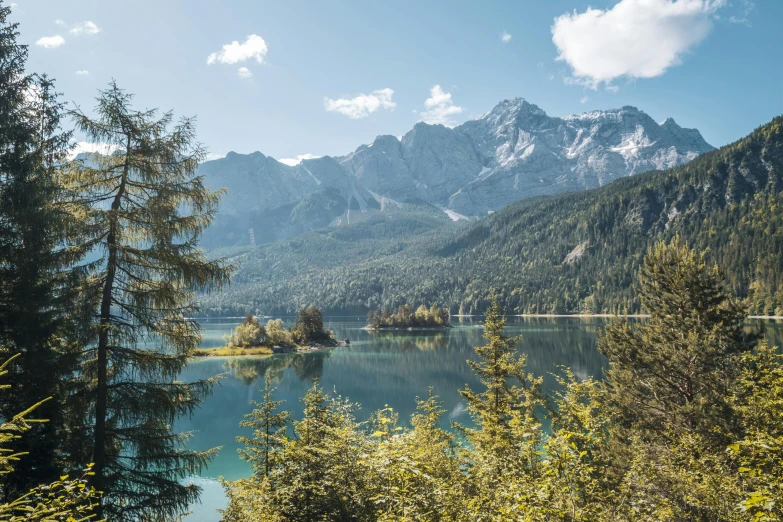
xmin=195 ymin=306 xmax=345 ymax=357
xmin=365 ymin=304 xmax=451 ymax=330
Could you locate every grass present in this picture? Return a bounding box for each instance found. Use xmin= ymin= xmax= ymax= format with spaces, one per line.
xmin=193 ymin=345 xmax=274 ymax=357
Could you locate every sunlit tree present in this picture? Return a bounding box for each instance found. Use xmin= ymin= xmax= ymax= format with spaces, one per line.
xmin=65 ymin=81 xmax=233 ymax=520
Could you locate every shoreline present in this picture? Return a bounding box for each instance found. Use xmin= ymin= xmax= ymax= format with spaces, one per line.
xmin=513 ymin=313 xmax=649 ymax=318
xmin=191 ymin=314 xmax=783 ymax=321
xmin=510 ymin=313 xmax=782 ymax=320
xmin=362 ymin=326 xmax=452 ymax=331
xmin=192 ymin=339 xmax=347 ymax=358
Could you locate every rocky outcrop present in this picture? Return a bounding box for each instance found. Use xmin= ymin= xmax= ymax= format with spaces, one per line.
xmin=199 ymin=98 xmax=713 ymax=246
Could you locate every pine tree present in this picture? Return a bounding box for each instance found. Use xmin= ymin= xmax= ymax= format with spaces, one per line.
xmin=237 ymin=377 xmax=290 ymax=479
xmin=599 ymin=236 xmax=758 ymax=446
xmin=457 ymin=297 xmax=542 ymax=443
xmin=456 ymin=296 xmax=544 ymax=518
xmin=65 ymin=81 xmax=233 ymax=520
xmin=0 ymin=4 xmax=83 ymax=497
xmin=291 ymin=306 xmax=328 ymax=344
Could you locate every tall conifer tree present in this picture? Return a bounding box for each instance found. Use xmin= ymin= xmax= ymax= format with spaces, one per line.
xmin=0 ymin=3 xmax=83 ymax=498
xmin=599 ymin=236 xmax=758 ymax=446
xmin=237 ymin=377 xmax=290 ymax=479
xmin=66 ymin=82 xmax=233 ymax=520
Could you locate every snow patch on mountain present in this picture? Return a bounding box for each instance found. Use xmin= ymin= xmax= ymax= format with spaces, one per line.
xmin=199 ymin=97 xmax=713 ymax=244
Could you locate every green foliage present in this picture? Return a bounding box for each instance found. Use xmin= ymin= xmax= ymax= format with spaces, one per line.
xmin=600 ymin=236 xmax=757 ymax=446
xmin=0 ymin=355 xmax=101 ymax=521
xmin=727 ymin=341 xmax=783 ymax=520
xmin=200 ymin=117 xmax=783 ymax=318
xmin=0 ymin=6 xmax=85 ymax=495
xmin=223 ymin=238 xmax=783 ymax=521
xmin=291 ymin=306 xmax=331 ymax=344
xmin=225 ymin=308 xmax=331 ymax=350
xmin=367 ymin=304 xmax=450 ymax=328
xmin=64 ymin=82 xmax=233 ymax=520
xmin=264 ymin=319 xmax=293 ymax=347
xmin=236 ymin=378 xmax=290 ymax=479
xmin=227 ymin=314 xmax=267 ymax=348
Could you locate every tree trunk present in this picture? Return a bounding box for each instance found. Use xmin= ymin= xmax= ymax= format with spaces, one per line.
xmin=91 ymin=136 xmax=130 ymax=515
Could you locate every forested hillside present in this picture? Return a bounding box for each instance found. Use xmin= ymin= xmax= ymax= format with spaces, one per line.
xmin=201 ymin=116 xmax=783 ymax=317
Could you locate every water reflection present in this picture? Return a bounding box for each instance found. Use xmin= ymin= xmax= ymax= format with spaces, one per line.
xmin=181 ymin=316 xmax=783 ymax=521
xmin=222 ymin=350 xmax=332 ymax=385
xmin=178 ymin=317 xmax=617 ymax=483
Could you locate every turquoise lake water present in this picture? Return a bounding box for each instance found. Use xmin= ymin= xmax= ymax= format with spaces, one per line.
xmin=179 ymin=316 xmax=783 ymax=521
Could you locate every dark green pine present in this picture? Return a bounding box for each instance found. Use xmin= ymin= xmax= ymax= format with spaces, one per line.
xmin=0 ymin=4 xmax=83 ymax=498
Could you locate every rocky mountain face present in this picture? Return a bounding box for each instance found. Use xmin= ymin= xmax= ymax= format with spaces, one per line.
xmin=199 ymin=98 xmax=713 ymax=247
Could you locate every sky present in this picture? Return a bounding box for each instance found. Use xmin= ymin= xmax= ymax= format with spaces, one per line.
xmin=13 ymin=0 xmax=783 ymax=164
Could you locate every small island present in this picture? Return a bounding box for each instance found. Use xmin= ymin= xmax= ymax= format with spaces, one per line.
xmin=195 ymin=306 xmax=345 ymax=357
xmin=365 ymin=304 xmax=451 ymax=330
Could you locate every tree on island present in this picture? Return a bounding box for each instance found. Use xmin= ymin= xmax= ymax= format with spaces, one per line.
xmin=224 ymin=307 xmax=332 ymax=351
xmin=292 ymin=305 xmax=331 ymax=344
xmin=228 ymin=313 xmax=267 ymax=348
xmin=367 ymin=303 xmax=450 ymax=328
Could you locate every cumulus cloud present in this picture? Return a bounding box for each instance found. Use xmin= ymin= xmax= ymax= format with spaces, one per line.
xmin=75 ymin=70 xmax=89 ymax=76
xmin=69 ymin=21 xmax=100 ymax=35
xmin=55 ymin=19 xmax=65 ymax=25
xmin=580 ymin=96 xmax=590 ymax=104
xmin=237 ymin=67 xmax=253 ymax=79
xmin=552 ymin=0 xmax=724 ymax=89
xmin=36 ymin=35 xmax=65 ymax=48
xmin=278 ymin=153 xmax=322 ymax=166
xmin=501 ymin=31 xmax=512 ymax=43
xmin=324 ymin=88 xmax=396 ymax=119
xmin=419 ymin=85 xmax=464 ymax=127
xmin=207 ymin=34 xmax=268 ymax=65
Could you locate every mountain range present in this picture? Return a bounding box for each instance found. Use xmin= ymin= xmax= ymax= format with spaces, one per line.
xmin=199 ymin=98 xmax=713 ymax=248
xmin=199 ymin=116 xmax=783 ymax=317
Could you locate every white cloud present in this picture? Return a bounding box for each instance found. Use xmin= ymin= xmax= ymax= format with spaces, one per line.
xmin=205 ymin=152 xmax=225 ymax=162
xmin=580 ymin=96 xmax=590 ymax=104
xmin=35 ymin=35 xmax=65 ymax=48
xmin=278 ymin=153 xmax=322 ymax=166
xmin=68 ymin=142 xmax=119 ymax=160
xmin=75 ymin=70 xmax=89 ymax=76
xmin=552 ymin=0 xmax=724 ymax=89
xmin=419 ymin=85 xmax=464 ymax=127
xmin=237 ymin=66 xmax=253 ymax=79
xmin=501 ymin=31 xmax=512 ymax=43
xmin=69 ymin=21 xmax=100 ymax=35
xmin=728 ymin=0 xmax=754 ymax=26
xmin=207 ymin=34 xmax=268 ymax=65
xmin=324 ymin=88 xmax=396 ymax=119
xmin=55 ymin=19 xmax=65 ymax=25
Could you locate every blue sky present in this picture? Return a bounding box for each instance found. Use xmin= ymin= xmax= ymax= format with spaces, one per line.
xmin=14 ymin=0 xmax=782 ymax=163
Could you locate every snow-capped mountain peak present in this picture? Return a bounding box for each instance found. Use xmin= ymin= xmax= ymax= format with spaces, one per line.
xmin=199 ymin=97 xmax=713 ymax=245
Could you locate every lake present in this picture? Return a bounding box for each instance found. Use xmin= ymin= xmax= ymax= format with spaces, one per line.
xmin=179 ymin=316 xmax=783 ymax=521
